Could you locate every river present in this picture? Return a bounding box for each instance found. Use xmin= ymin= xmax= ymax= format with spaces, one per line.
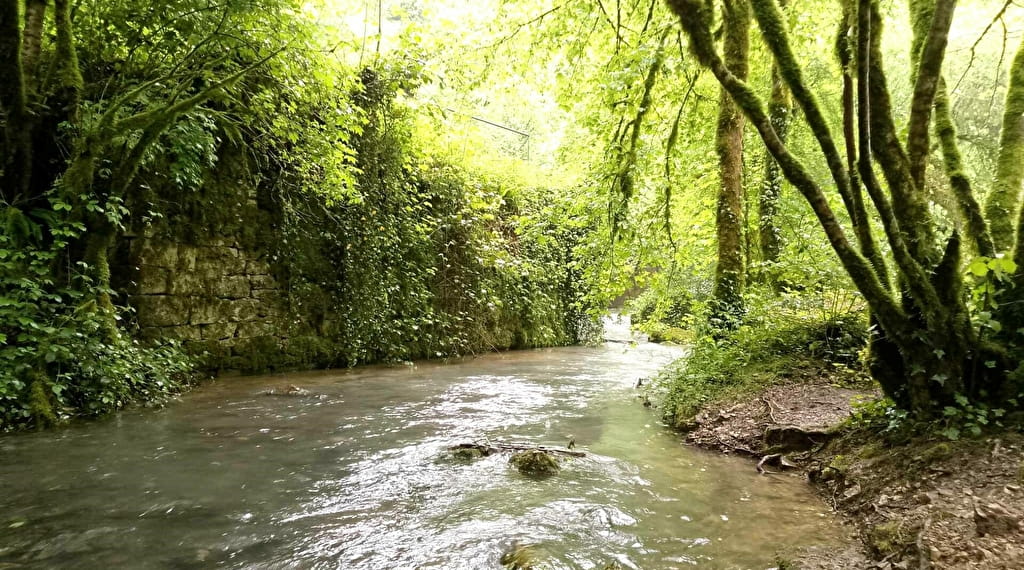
xmin=0 ymin=318 xmax=845 ymax=569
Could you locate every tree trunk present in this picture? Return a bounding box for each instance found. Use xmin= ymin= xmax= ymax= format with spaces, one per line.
xmin=0 ymin=0 xmax=31 ymax=203
xmin=710 ymin=0 xmax=750 ymax=329
xmin=51 ymin=0 xmax=82 ymax=120
xmin=990 ymin=39 xmax=1024 ymax=253
xmin=21 ymin=0 xmax=47 ymax=92
xmin=758 ymin=64 xmax=790 ymax=289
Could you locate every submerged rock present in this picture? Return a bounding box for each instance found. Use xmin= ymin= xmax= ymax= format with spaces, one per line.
xmin=260 ymin=385 xmax=312 ymax=397
xmin=451 ymin=447 xmax=486 ymax=462
xmin=500 ymin=541 xmax=536 ymax=569
xmin=509 ymin=450 xmax=560 ymax=476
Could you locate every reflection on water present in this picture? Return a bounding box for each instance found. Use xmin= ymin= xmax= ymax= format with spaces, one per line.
xmin=0 ymin=319 xmax=846 ymax=569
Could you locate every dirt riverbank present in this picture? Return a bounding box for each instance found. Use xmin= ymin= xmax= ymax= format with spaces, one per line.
xmin=675 ymin=372 xmax=1024 ymax=569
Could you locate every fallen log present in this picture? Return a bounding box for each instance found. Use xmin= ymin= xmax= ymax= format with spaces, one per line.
xmin=449 ymin=441 xmax=586 ymax=458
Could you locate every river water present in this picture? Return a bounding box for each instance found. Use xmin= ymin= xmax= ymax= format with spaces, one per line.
xmin=1 ymin=319 xmax=845 ymax=569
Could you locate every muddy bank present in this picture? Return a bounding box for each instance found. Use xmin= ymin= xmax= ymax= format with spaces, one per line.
xmin=676 ymin=374 xmax=1024 ymax=569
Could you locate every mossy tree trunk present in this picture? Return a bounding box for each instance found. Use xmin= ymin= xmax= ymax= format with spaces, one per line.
xmin=0 ymin=0 xmax=32 ymax=203
xmin=667 ymin=0 xmax=1015 ymax=416
xmin=710 ymin=0 xmax=750 ymax=329
xmin=757 ymin=62 xmax=791 ymax=289
xmin=989 ymin=40 xmax=1024 ymax=253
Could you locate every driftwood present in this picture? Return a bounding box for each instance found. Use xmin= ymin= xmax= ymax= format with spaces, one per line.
xmin=449 ymin=441 xmax=586 ymax=458
xmin=756 ymin=453 xmax=800 ymax=474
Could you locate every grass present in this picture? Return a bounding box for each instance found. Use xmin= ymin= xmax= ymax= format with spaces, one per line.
xmin=655 ymin=301 xmax=869 ymax=428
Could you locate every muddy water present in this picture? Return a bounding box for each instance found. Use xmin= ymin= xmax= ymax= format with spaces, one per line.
xmin=0 ymin=320 xmax=846 ymax=569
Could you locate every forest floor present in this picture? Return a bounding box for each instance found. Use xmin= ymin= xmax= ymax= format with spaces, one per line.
xmin=675 ymin=362 xmax=1024 ymax=569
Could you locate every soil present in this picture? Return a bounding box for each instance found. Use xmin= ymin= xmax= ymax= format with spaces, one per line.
xmin=676 ymin=377 xmax=1024 ymax=569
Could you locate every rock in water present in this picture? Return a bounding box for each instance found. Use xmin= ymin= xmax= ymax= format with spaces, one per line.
xmin=451 ymin=447 xmax=485 ymax=462
xmin=509 ymin=450 xmax=560 ymax=476
xmin=500 ymin=541 xmax=536 ymax=569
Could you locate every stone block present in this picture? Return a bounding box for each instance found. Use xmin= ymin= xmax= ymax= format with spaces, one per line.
xmin=177 ymin=246 xmax=199 ymax=272
xmin=196 ymin=251 xmax=246 ymax=278
xmin=236 ymin=320 xmax=281 ymax=339
xmin=200 ymin=322 xmax=237 ymax=341
xmin=211 ymin=276 xmax=251 ymax=299
xmin=226 ymin=299 xmax=263 ymax=322
xmin=249 ymin=273 xmax=277 ymax=290
xmin=132 ymin=295 xmax=190 ymax=328
xmin=190 ymin=299 xmax=227 ymax=325
xmin=159 ymin=325 xmax=202 ymax=341
xmin=136 ymin=267 xmax=169 ymax=295
xmin=136 ymin=242 xmax=178 ymax=268
xmin=245 ymin=259 xmax=272 ymax=276
xmin=168 ymin=272 xmax=208 ymax=296
xmin=251 ymin=288 xmax=282 ymax=305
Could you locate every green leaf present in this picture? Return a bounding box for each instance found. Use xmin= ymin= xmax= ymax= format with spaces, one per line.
xmin=968 ymin=258 xmax=990 ymax=277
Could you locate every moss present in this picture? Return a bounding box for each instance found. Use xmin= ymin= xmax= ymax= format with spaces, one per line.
xmin=28 ymin=374 xmax=58 ymax=428
xmin=868 ymin=521 xmax=906 ymax=558
xmin=856 ymin=441 xmax=885 ymax=460
xmin=994 ymin=40 xmax=1024 ymax=253
xmin=509 ymin=450 xmax=560 ymax=477
xmin=645 ymin=324 xmax=691 ymax=344
xmin=452 ymin=448 xmax=485 ymax=462
xmin=919 ymin=442 xmax=953 ymax=463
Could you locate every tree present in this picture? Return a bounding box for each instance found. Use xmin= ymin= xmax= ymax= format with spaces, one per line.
xmin=709 ymin=0 xmax=750 ymax=328
xmin=667 ymin=0 xmax=1024 ymax=416
xmin=756 ymin=1 xmax=792 ymax=290
xmin=986 ymin=40 xmax=1024 ymax=252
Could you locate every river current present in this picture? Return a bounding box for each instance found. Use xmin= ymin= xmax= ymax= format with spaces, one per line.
xmin=0 ymin=318 xmax=845 ymax=569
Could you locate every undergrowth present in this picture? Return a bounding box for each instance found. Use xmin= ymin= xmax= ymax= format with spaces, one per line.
xmin=656 ymin=290 xmax=869 ymax=428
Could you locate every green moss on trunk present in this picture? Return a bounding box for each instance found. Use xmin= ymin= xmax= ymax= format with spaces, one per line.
xmin=711 ymin=0 xmax=750 ymax=329
xmin=993 ymin=39 xmax=1024 ymax=253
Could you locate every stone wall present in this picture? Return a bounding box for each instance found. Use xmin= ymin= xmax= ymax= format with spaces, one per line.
xmin=118 ymin=229 xmax=289 ymax=371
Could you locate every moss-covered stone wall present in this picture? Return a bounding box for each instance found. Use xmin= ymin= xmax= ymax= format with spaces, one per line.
xmin=119 ymin=231 xmax=287 ymax=372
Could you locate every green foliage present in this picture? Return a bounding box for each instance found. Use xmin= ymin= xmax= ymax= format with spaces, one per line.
xmin=0 ymin=201 xmax=194 ymax=431
xmin=264 ymin=63 xmax=599 ymax=365
xmin=660 ymin=292 xmax=868 ymax=425
xmin=847 ymin=391 xmax=1019 ymax=443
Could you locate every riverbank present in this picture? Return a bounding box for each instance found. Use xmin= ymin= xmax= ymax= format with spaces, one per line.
xmin=670 ymin=357 xmax=1024 ymax=569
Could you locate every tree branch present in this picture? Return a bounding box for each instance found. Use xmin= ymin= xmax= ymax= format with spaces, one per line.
xmin=666 ymin=0 xmax=906 ymax=331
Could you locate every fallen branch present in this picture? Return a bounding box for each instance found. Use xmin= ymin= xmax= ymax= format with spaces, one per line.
xmin=450 ymin=441 xmax=586 ymax=458
xmin=761 ymin=396 xmax=780 ymax=423
xmin=756 ymin=453 xmax=800 ymax=473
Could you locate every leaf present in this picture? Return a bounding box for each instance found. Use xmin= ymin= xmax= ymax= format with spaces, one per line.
xmin=968 ymin=258 xmax=990 ymax=277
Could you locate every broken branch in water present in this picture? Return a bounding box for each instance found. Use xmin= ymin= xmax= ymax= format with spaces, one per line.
xmin=449 ymin=441 xmax=586 ymax=458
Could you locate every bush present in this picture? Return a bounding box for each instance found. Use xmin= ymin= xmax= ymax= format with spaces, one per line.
xmin=1 ymin=205 xmax=196 ymax=430
xmin=658 ymin=291 xmax=868 ymax=426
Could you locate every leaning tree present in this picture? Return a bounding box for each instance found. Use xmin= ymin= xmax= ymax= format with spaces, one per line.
xmin=666 ymin=0 xmax=1024 ymax=416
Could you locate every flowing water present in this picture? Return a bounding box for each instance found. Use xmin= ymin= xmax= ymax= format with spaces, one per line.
xmin=1 ymin=319 xmax=847 ymax=569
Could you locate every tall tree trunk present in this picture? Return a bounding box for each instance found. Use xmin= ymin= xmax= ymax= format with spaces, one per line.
xmin=51 ymin=0 xmax=82 ymax=120
xmin=990 ymin=39 xmax=1024 ymax=253
xmin=0 ymin=0 xmax=31 ymax=204
xmin=758 ymin=63 xmax=791 ymax=289
xmin=21 ymin=0 xmax=47 ymax=93
xmin=710 ymin=0 xmax=750 ymax=329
